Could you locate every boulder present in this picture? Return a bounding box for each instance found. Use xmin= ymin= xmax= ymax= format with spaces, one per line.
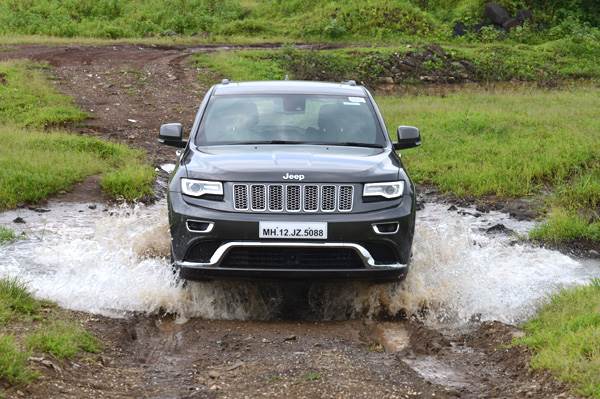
xmin=502 ymin=18 xmax=523 ymax=31
xmin=453 ymin=21 xmax=467 ymax=37
xmin=516 ymin=9 xmax=533 ymax=23
xmin=484 ymin=2 xmax=510 ymax=26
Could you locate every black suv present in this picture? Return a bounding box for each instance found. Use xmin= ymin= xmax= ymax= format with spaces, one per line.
xmin=160 ymin=80 xmax=421 ymax=281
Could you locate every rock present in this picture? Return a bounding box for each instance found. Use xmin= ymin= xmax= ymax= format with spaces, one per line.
xmin=473 ymin=22 xmax=487 ymax=33
xmin=378 ymin=76 xmax=394 ymax=84
xmin=447 ymin=205 xmax=458 ymax=211
xmin=28 ymin=207 xmax=51 ymax=213
xmin=502 ymin=18 xmax=522 ymax=31
xmin=284 ymin=334 xmax=297 ymax=342
xmin=453 ymin=22 xmax=466 ymax=37
xmin=427 ymin=44 xmax=446 ymax=58
xmin=485 ymin=223 xmax=514 ymax=234
xmin=226 ymin=361 xmax=244 ymax=371
xmin=88 ymin=204 xmax=97 ymax=210
xmin=458 ymin=210 xmax=482 ymax=218
xmin=42 ymin=359 xmax=63 ymax=374
xmin=516 ymin=9 xmax=533 ymax=23
xmin=484 ymin=2 xmax=510 ymax=26
xmin=13 ymin=217 xmax=25 ymax=224
xmin=208 ymin=370 xmax=220 ymax=379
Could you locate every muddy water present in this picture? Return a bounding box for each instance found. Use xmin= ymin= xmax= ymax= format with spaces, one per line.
xmin=0 ymin=199 xmax=598 ymax=325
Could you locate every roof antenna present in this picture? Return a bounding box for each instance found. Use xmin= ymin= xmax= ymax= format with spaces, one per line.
xmin=284 ymin=74 xmax=289 ymax=81
xmin=221 ymin=78 xmax=230 ymax=85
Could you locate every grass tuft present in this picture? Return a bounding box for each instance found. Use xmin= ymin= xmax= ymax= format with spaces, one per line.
xmin=101 ymin=164 xmax=156 ymax=201
xmin=0 ymin=278 xmax=39 ymax=324
xmin=516 ymin=280 xmax=600 ymax=398
xmin=26 ymin=321 xmax=101 ymax=360
xmin=0 ymin=226 xmax=16 ymax=244
xmin=0 ymin=335 xmax=36 ymax=386
xmin=530 ymin=210 xmax=600 ymax=243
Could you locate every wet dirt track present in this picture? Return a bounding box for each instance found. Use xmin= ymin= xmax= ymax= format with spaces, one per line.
xmin=0 ymin=44 xmax=589 ymax=398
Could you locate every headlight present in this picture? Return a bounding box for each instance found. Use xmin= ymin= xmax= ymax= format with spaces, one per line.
xmin=363 ymin=181 xmax=404 ymax=199
xmin=181 ymin=178 xmax=223 ymax=197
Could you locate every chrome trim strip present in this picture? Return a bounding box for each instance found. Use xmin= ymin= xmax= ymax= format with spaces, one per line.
xmin=186 ymin=220 xmax=215 ymax=233
xmin=372 ymin=222 xmax=400 ymax=235
xmin=178 ymin=241 xmax=407 ymax=269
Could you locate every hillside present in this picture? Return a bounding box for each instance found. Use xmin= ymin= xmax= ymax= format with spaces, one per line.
xmin=0 ymin=0 xmax=597 ymax=42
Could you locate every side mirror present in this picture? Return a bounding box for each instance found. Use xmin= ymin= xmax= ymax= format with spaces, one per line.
xmin=394 ymin=126 xmax=421 ymax=150
xmin=159 ymin=123 xmax=186 ymax=148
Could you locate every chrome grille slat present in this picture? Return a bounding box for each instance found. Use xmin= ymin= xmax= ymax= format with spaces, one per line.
xmin=233 ymin=183 xmax=354 ymax=213
xmin=250 ymin=185 xmax=266 ymax=211
xmin=286 ymin=185 xmax=301 ymax=212
xmin=233 ymin=184 xmax=249 ymax=210
xmin=268 ymin=185 xmax=283 ymax=211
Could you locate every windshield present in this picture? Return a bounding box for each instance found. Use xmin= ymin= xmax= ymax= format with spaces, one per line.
xmin=195 ymin=94 xmax=386 ymax=147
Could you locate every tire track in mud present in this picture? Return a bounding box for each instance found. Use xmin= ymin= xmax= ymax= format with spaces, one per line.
xmin=0 ymin=44 xmax=580 ymax=398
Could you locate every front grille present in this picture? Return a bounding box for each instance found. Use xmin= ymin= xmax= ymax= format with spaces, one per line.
xmin=220 ymin=247 xmax=364 ymax=269
xmin=232 ymin=184 xmax=354 ymax=213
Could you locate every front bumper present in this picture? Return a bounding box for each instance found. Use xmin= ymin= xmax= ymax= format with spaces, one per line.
xmin=169 ymin=192 xmax=415 ymax=281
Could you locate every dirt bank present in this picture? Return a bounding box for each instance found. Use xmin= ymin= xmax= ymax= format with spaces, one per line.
xmin=4 ymin=310 xmax=576 ymax=399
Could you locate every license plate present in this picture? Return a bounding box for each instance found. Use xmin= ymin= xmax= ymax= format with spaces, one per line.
xmin=259 ymin=222 xmax=327 ymax=239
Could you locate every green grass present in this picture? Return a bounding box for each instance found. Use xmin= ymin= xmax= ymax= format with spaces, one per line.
xmin=26 ymin=322 xmax=100 ymax=360
xmin=0 ymin=60 xmax=155 ymax=207
xmin=0 ymin=0 xmax=597 ymax=43
xmin=377 ymin=87 xmax=600 ymax=197
xmin=530 ymin=210 xmax=600 ymax=243
xmin=0 ymin=61 xmax=86 ymax=127
xmin=0 ymin=227 xmax=16 ymax=244
xmin=196 ymin=50 xmax=285 ymax=84
xmin=0 ymin=278 xmax=40 ymax=324
xmin=101 ymin=164 xmax=156 ymax=201
xmin=0 ymin=278 xmax=100 ymax=390
xmin=517 ymin=280 xmax=600 ymax=398
xmin=0 ymin=127 xmax=155 ymax=208
xmin=0 ymin=335 xmax=36 ymax=386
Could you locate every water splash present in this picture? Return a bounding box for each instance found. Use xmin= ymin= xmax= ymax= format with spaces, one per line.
xmin=0 ymin=200 xmax=598 ymax=324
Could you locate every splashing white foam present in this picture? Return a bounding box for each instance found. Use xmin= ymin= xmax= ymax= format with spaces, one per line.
xmin=0 ymin=201 xmax=598 ymax=323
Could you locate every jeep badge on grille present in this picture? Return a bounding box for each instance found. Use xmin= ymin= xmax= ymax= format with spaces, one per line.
xmin=283 ymin=173 xmax=305 ymax=181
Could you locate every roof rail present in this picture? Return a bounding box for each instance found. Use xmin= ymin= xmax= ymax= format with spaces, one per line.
xmin=342 ymin=80 xmax=357 ymax=86
xmin=221 ymin=78 xmax=230 ymax=85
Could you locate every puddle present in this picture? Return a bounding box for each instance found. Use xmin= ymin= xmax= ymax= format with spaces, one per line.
xmin=403 ymin=356 xmax=471 ymax=389
xmin=0 ymin=200 xmax=598 ymax=323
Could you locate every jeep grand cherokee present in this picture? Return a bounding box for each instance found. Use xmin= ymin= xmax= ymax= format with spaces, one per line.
xmin=160 ymin=80 xmax=421 ymax=281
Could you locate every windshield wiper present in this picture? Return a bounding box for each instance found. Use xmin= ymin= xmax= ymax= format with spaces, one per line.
xmin=324 ymin=142 xmax=384 ymax=148
xmin=233 ymin=140 xmax=309 ymax=145
xmin=230 ymin=140 xmax=383 ymax=148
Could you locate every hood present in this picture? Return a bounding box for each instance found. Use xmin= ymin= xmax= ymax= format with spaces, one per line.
xmin=183 ymin=144 xmax=401 ymax=183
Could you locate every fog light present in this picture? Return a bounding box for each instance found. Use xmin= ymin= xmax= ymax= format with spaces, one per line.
xmin=372 ymin=222 xmax=399 ymax=235
xmin=186 ymin=220 xmax=214 ymax=233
